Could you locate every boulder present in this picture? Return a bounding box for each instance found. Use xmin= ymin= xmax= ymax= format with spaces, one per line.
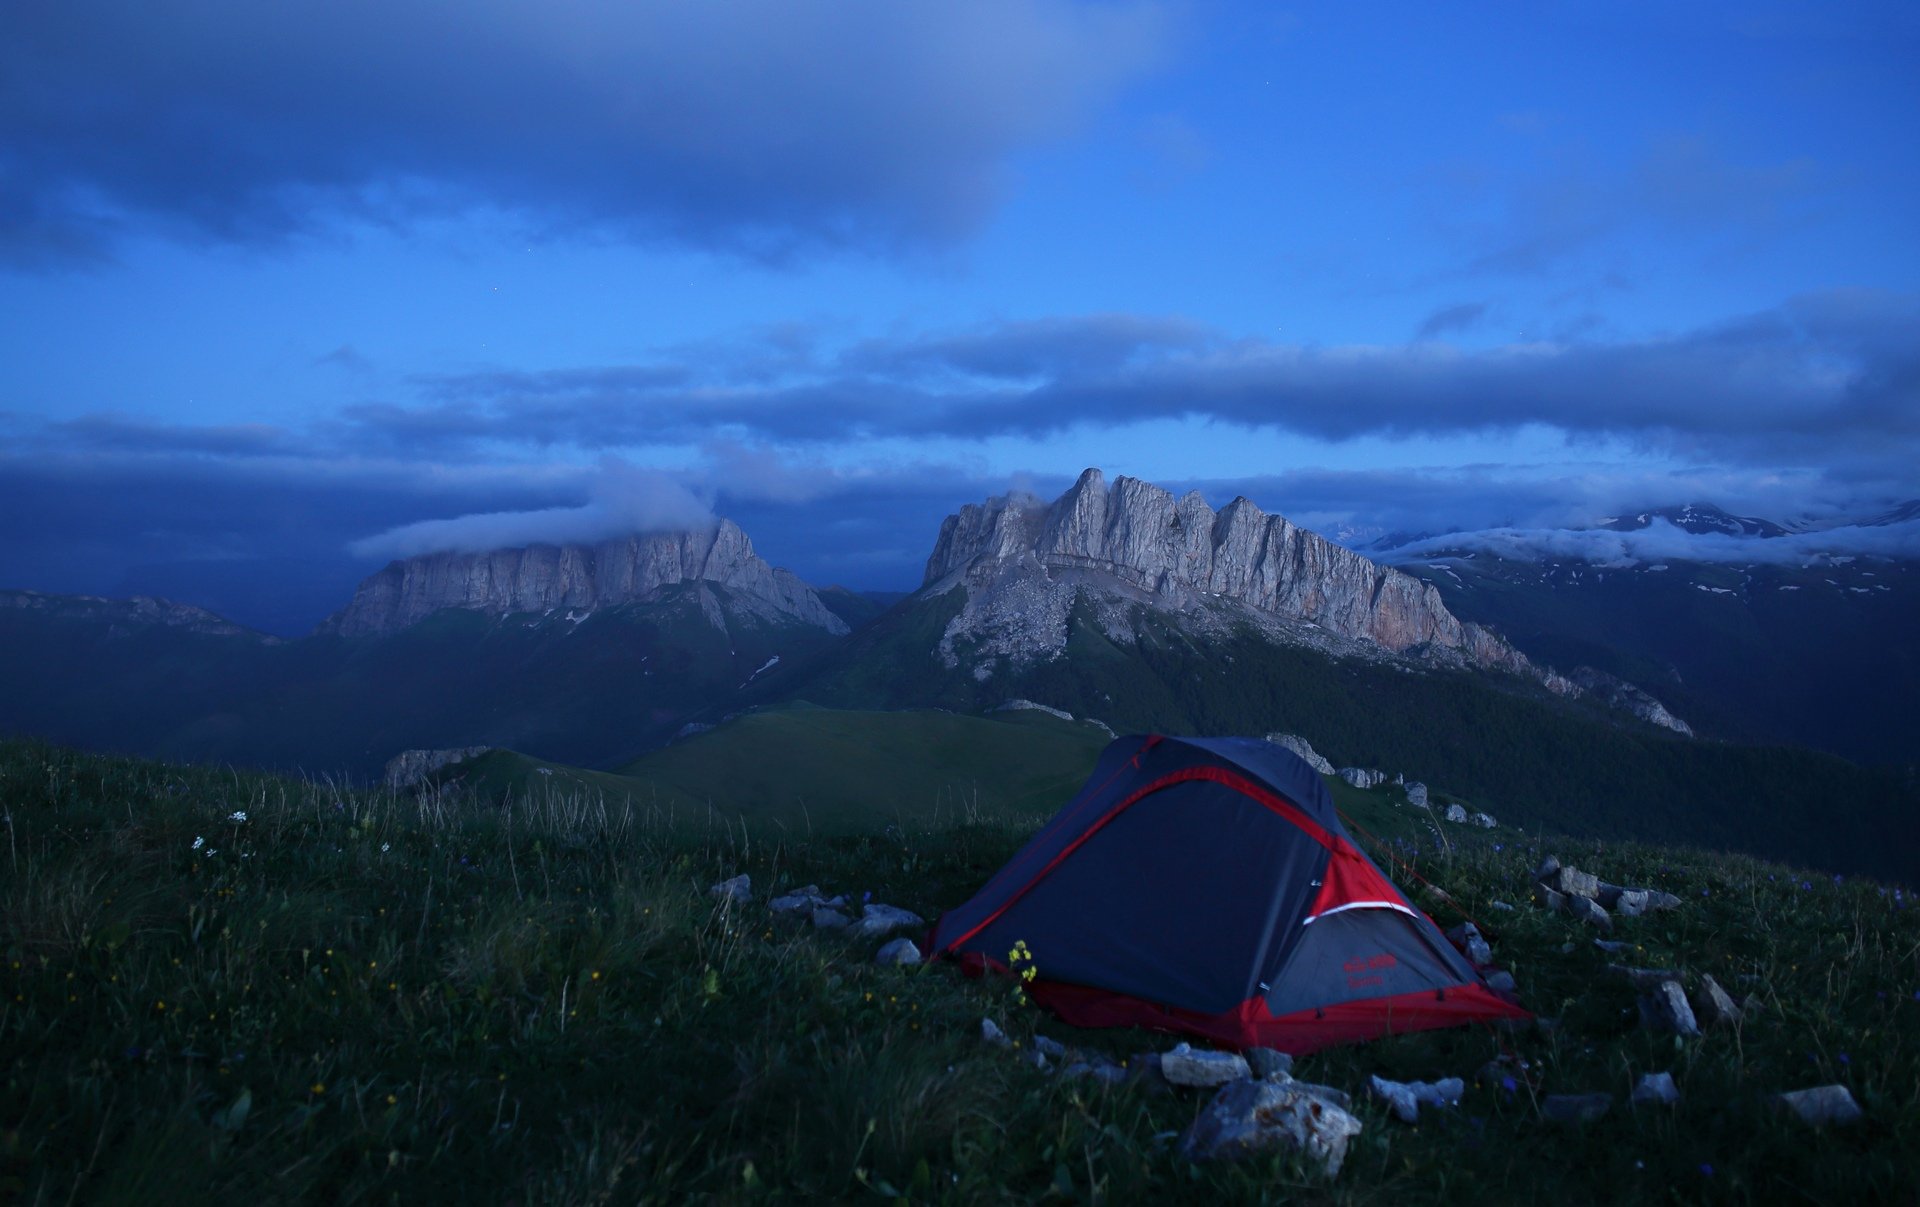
xmin=1160 ymin=1042 xmax=1251 ymax=1088
xmin=1773 ymin=1085 xmax=1863 ymax=1127
xmin=1338 ymin=767 xmax=1387 ymax=789
xmin=1367 ymin=1075 xmax=1465 ymax=1124
xmin=1485 ymin=970 xmax=1517 ymax=994
xmin=1246 ymin=1048 xmax=1294 ymax=1081
xmin=708 ymin=874 xmax=751 ymax=904
xmin=1179 ymin=1078 xmax=1365 ymax=1175
xmin=769 ymin=885 xmax=826 ymax=916
xmin=1541 ymin=1093 xmax=1613 ymax=1124
xmin=1471 ymin=812 xmax=1497 ymax=828
xmin=1533 ymin=883 xmax=1569 ymax=912
xmin=1695 ymin=973 xmax=1742 ymax=1028
xmin=874 ymin=938 xmax=922 ymax=966
xmin=1535 ymin=855 xmax=1562 ymax=881
xmin=1607 ymin=964 xmax=1685 ymax=992
xmin=1545 ymin=866 xmax=1602 ymax=900
xmin=1404 ymin=782 xmax=1430 ymax=808
xmin=1034 ymin=1035 xmax=1069 ymax=1059
xmin=980 ymin=1018 xmax=1012 ymax=1049
xmin=853 ymin=903 xmax=925 ymax=939
xmin=1638 ymin=981 xmax=1700 ymax=1037
xmin=1631 ymin=1071 xmax=1681 ymax=1107
xmin=1446 ymin=922 xmax=1493 ymax=966
xmin=1264 ymin=734 xmax=1335 ymax=776
xmin=383 ymin=746 xmax=492 ymax=790
xmin=1444 ymin=804 xmax=1469 ymax=823
xmin=810 ymin=907 xmax=851 ymax=931
xmin=1568 ymin=895 xmax=1612 ymax=931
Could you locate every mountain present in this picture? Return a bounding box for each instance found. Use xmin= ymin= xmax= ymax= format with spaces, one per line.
xmin=1598 ymin=502 xmax=1790 ymax=538
xmin=320 ymin=520 xmax=846 ymax=637
xmin=3 ymin=588 xmax=276 ymax=641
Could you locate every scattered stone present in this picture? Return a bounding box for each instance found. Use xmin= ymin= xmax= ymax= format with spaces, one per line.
xmin=1179 ymin=1078 xmax=1365 ymax=1175
xmin=1160 ymin=1042 xmax=1252 ymax=1088
xmin=1545 ymin=865 xmax=1602 ymax=900
xmin=1034 ymin=1035 xmax=1069 ymax=1059
xmin=1446 ymin=922 xmax=1493 ymax=966
xmin=1444 ymin=804 xmax=1469 ymax=823
xmin=1644 ymin=890 xmax=1682 ymax=912
xmin=853 ymin=903 xmax=925 ymax=938
xmin=1535 ymin=854 xmax=1562 ymax=881
xmin=1423 ymin=884 xmax=1454 ymax=904
xmin=1631 ymin=1072 xmax=1681 ymax=1107
xmin=1404 ymin=782 xmax=1430 ymax=808
xmin=874 ymin=938 xmax=922 ymax=966
xmin=1125 ymin=1056 xmax=1174 ymax=1096
xmin=1607 ymin=964 xmax=1686 ymax=992
xmin=810 ymin=907 xmax=851 ymax=931
xmin=1541 ymin=1093 xmax=1613 ymax=1124
xmin=1489 ymin=900 xmax=1515 ymax=911
xmin=1062 ymin=1061 xmax=1091 ymax=1079
xmin=1021 ymin=1048 xmax=1052 ymax=1072
xmin=1638 ymin=981 xmax=1700 ymax=1037
xmin=1773 ymin=1085 xmax=1863 ymax=1127
xmin=1695 ymin=973 xmax=1743 ymax=1028
xmin=1471 ymin=812 xmax=1497 ymax=828
xmin=1246 ymin=1048 xmax=1294 ymax=1081
xmin=1264 ymin=734 xmax=1336 ymax=776
xmin=1568 ymin=895 xmax=1613 ymax=931
xmin=1593 ymin=939 xmax=1630 ymax=953
xmin=1090 ymin=1063 xmax=1129 ymax=1086
xmin=1367 ymin=1076 xmax=1465 ymax=1124
xmin=1485 ymin=970 xmax=1517 ymax=994
xmin=708 ymin=874 xmax=752 ymax=904
xmin=980 ymin=1018 xmax=1012 ymax=1049
xmin=769 ymin=886 xmax=826 ymax=915
xmin=1338 ymin=767 xmax=1387 ymax=789
xmin=1533 ymin=883 xmax=1569 ymax=912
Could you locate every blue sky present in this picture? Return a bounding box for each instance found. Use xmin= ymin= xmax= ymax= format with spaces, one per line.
xmin=3 ymin=0 xmax=1916 ymax=632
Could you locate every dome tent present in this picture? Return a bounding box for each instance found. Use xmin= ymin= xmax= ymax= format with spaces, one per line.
xmin=929 ymin=734 xmax=1528 ymax=1053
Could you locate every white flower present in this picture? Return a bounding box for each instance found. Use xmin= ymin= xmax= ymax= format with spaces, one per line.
xmin=227 ymin=810 xmax=249 ymax=823
xmin=191 ymin=836 xmax=205 ymax=850
xmin=205 ymin=848 xmax=218 ymax=857
xmin=381 ymin=843 xmax=391 ymax=852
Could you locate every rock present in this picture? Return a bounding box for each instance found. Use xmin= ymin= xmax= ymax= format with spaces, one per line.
xmin=1423 ymin=884 xmax=1453 ymax=904
xmin=1125 ymin=1056 xmax=1174 ymax=1096
xmin=1485 ymin=970 xmax=1517 ymax=994
xmin=1471 ymin=812 xmax=1496 ymax=828
xmin=1444 ymin=804 xmax=1469 ymax=823
xmin=1179 ymin=1078 xmax=1365 ymax=1175
xmin=708 ymin=874 xmax=751 ymax=904
xmin=323 ymin=520 xmax=850 ymax=639
xmin=980 ymin=1018 xmax=1012 ymax=1048
xmin=810 ymin=907 xmax=851 ymax=931
xmin=1338 ymin=767 xmax=1387 ymax=789
xmin=874 ymin=938 xmax=921 ymax=966
xmin=1264 ymin=734 xmax=1335 ymax=775
xmin=770 ymin=886 xmax=826 ymax=915
xmin=1090 ymin=1063 xmax=1129 ymax=1086
xmin=1545 ymin=866 xmax=1602 ymax=900
xmin=1533 ymin=883 xmax=1569 ymax=912
xmin=383 ymin=746 xmax=492 ymax=790
xmin=1404 ymin=782 xmax=1430 ymax=808
xmin=1489 ymin=900 xmax=1515 ymax=911
xmin=1034 ymin=1035 xmax=1069 ymax=1059
xmin=1535 ymin=855 xmax=1562 ymax=881
xmin=1607 ymin=964 xmax=1686 ymax=992
xmin=1541 ymin=1093 xmax=1613 ymax=1124
xmin=1593 ymin=938 xmax=1630 ymax=953
xmin=1631 ymin=1072 xmax=1681 ymax=1107
xmin=1568 ymin=895 xmax=1612 ymax=931
xmin=1160 ymin=1043 xmax=1252 ymax=1088
xmin=1368 ymin=1075 xmax=1465 ymax=1124
xmin=1021 ymin=1048 xmax=1052 ymax=1072
xmin=1446 ymin=922 xmax=1493 ymax=966
xmin=1695 ymin=973 xmax=1742 ymax=1027
xmin=853 ymin=903 xmax=925 ymax=938
xmin=1773 ymin=1085 xmax=1863 ymax=1127
xmin=1246 ymin=1048 xmax=1294 ymax=1081
xmin=1638 ymin=981 xmax=1700 ymax=1037
xmin=1643 ymin=890 xmax=1682 ymax=912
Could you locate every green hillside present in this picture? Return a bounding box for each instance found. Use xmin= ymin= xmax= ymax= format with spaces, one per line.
xmin=5 ymin=737 xmax=1916 ymax=1203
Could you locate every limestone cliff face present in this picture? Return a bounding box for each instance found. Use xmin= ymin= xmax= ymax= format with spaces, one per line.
xmin=320 ymin=520 xmax=848 ymax=638
xmin=922 ymin=468 xmax=1535 ymax=676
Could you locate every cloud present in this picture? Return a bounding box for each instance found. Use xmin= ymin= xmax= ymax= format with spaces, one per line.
xmin=1379 ymin=516 xmax=1920 ymax=568
xmin=1416 ymin=301 xmax=1490 ymax=339
xmin=347 ymin=460 xmax=714 ymax=560
xmin=371 ymin=289 xmax=1920 ymax=467
xmin=1 ymin=0 xmax=1167 ymax=268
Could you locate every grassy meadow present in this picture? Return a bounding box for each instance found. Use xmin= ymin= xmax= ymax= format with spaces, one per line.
xmin=2 ymin=736 xmax=1917 ymax=1203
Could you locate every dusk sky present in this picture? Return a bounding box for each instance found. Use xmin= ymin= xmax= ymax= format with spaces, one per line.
xmin=4 ymin=0 xmax=1917 ymax=634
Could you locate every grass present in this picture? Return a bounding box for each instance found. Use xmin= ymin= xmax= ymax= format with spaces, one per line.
xmin=3 ymin=736 xmax=1918 ymax=1203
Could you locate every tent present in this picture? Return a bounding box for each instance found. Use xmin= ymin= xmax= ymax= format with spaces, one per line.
xmin=928 ymin=734 xmax=1529 ymax=1053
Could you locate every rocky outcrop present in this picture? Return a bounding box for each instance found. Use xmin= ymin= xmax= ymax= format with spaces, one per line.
xmin=383 ymin=746 xmax=491 ymax=789
xmin=1265 ymin=734 xmax=1335 ymax=775
xmin=921 ymin=469 xmax=1545 ymax=680
xmin=1568 ymin=667 xmax=1693 ymax=735
xmin=1 ymin=590 xmax=270 ymax=641
xmin=320 ymin=520 xmax=847 ymax=638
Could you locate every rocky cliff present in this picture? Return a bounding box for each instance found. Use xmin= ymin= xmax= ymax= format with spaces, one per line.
xmin=923 ymin=468 xmax=1536 ymax=676
xmin=320 ymin=520 xmax=848 ymax=638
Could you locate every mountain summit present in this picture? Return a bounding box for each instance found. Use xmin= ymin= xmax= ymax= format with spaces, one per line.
xmin=320 ymin=519 xmax=847 ymax=638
